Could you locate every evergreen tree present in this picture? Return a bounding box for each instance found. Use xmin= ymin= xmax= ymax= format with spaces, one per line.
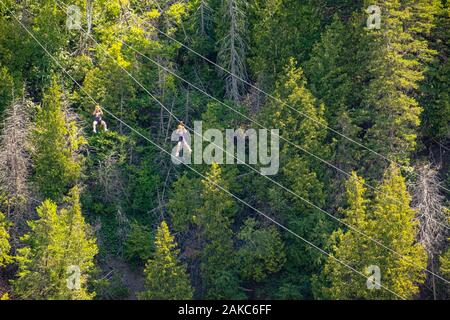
xmin=249 ymin=0 xmax=323 ymax=90
xmin=32 ymin=79 xmax=85 ymax=201
xmin=217 ymin=0 xmax=248 ymax=103
xmin=361 ymin=0 xmax=440 ymax=170
xmin=196 ymin=163 xmax=241 ymax=299
xmin=440 ymin=245 xmax=450 ymax=298
xmin=169 ymin=163 xmax=241 ymax=299
xmin=317 ymin=166 xmax=427 ymax=299
xmin=236 ymin=218 xmax=286 ymax=282
xmin=368 ymin=165 xmax=427 ymax=299
xmin=13 ymin=187 xmax=98 ymax=300
xmin=138 ymin=221 xmax=193 ymax=300
xmin=0 ymin=0 xmax=447 ymax=301
xmin=257 ymin=60 xmax=330 ymax=298
xmin=314 ymin=172 xmax=372 ymax=299
xmin=420 ymin=3 xmax=450 ymax=140
xmin=305 ymin=16 xmax=365 ymax=175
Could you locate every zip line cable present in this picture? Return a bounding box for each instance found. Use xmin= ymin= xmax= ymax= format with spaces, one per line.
xmin=49 ymin=0 xmax=450 ymax=286
xmin=0 ymin=0 xmax=407 ymax=299
xmin=58 ymin=0 xmax=450 ymax=232
xmin=151 ymin=17 xmax=450 ymax=195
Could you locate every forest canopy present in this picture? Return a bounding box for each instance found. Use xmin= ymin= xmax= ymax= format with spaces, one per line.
xmin=0 ymin=0 xmax=449 ymax=300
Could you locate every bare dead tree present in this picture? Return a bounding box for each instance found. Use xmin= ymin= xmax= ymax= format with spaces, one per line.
xmin=77 ymin=0 xmax=95 ymax=53
xmin=97 ymin=152 xmax=126 ymax=205
xmin=412 ymin=163 xmax=449 ymax=299
xmin=86 ymin=0 xmax=93 ymax=36
xmin=217 ymin=0 xmax=247 ymax=104
xmin=0 ymin=96 xmax=34 ymax=220
xmin=196 ymin=0 xmax=213 ymax=36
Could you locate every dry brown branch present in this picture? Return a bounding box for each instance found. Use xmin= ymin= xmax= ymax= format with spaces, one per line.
xmin=412 ymin=163 xmax=449 ymax=299
xmin=0 ymin=96 xmax=34 ymax=214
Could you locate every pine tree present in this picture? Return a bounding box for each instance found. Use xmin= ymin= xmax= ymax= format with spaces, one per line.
xmin=138 ymin=221 xmax=193 ymax=300
xmin=248 ymin=0 xmax=323 ymax=90
xmin=13 ymin=187 xmax=98 ymax=300
xmin=217 ymin=0 xmax=248 ymax=103
xmin=32 ymin=79 xmax=85 ymax=201
xmin=262 ymin=59 xmax=328 ymax=158
xmin=361 ymin=0 xmax=440 ymax=169
xmin=196 ymin=163 xmax=241 ymax=299
xmin=306 ymin=16 xmax=352 ymax=125
xmin=369 ymin=165 xmax=427 ymax=299
xmin=317 ymin=166 xmax=427 ymax=299
xmin=169 ymin=163 xmax=241 ymax=299
xmin=420 ymin=3 xmax=450 ymax=140
xmin=257 ymin=60 xmax=330 ymax=298
xmin=305 ymin=16 xmax=364 ymax=174
xmin=314 ymin=172 xmax=372 ymax=299
xmin=236 ymin=218 xmax=286 ymax=282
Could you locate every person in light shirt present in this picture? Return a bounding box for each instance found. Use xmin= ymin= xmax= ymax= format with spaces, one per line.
xmin=92 ymin=105 xmax=108 ymax=133
xmin=174 ymin=121 xmax=191 ymax=158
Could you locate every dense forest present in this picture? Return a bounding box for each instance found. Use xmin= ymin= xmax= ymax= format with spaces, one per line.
xmin=0 ymin=0 xmax=449 ymax=300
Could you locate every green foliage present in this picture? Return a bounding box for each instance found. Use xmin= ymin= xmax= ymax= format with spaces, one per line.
xmin=169 ymin=163 xmax=243 ymax=299
xmin=138 ymin=221 xmax=193 ymax=300
xmin=168 ymin=173 xmax=203 ymax=233
xmin=313 ymin=172 xmax=372 ymax=299
xmin=0 ymin=211 xmax=11 ymax=268
xmin=0 ymin=0 xmax=447 ymax=301
xmin=317 ymin=167 xmax=427 ymax=299
xmin=195 ymin=163 xmax=241 ymax=299
xmin=249 ymin=0 xmax=323 ymax=89
xmin=124 ymin=221 xmax=154 ymax=265
xmin=82 ymin=131 xmax=130 ymax=219
xmin=13 ymin=187 xmax=98 ymax=300
xmin=361 ymin=0 xmax=439 ymax=168
xmin=257 ymin=60 xmax=330 ymax=298
xmin=126 ymin=146 xmax=161 ymax=215
xmin=32 ymin=79 xmax=84 ymax=201
xmin=263 ymin=59 xmax=328 ymax=159
xmin=420 ymin=4 xmax=450 ymax=139
xmin=305 ymin=16 xmax=364 ymax=173
xmin=93 ymin=274 xmax=130 ymax=300
xmin=440 ymin=246 xmax=450 ymax=297
xmin=236 ymin=218 xmax=286 ymax=282
xmin=0 ymin=65 xmax=13 ymax=119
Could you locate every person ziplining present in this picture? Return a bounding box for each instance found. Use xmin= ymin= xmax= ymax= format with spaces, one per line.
xmin=92 ymin=105 xmax=108 ymax=133
xmin=174 ymin=121 xmax=191 ymax=159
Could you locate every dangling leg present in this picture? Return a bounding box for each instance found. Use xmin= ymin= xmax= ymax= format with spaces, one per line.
xmin=101 ymin=120 xmax=108 ymax=132
xmin=182 ymin=139 xmax=192 ymax=154
xmin=93 ymin=120 xmax=98 ymax=133
xmin=175 ymin=141 xmax=182 ymax=157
